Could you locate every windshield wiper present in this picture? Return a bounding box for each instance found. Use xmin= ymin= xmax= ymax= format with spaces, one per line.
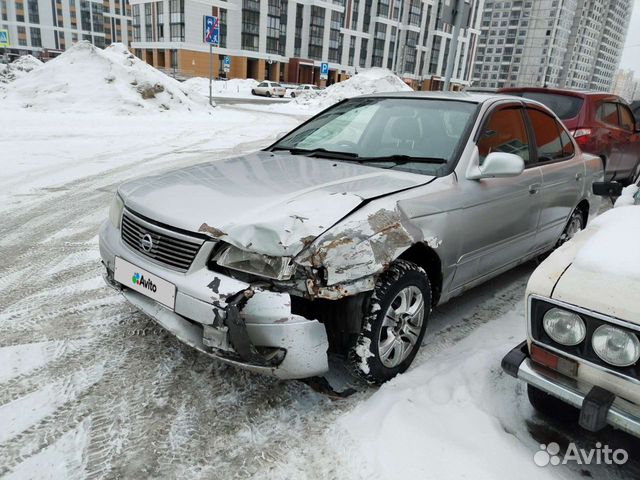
xmin=358 ymin=155 xmax=448 ymax=165
xmin=272 ymin=147 xmax=360 ymax=160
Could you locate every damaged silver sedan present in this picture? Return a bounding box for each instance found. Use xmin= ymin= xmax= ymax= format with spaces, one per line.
xmin=99 ymin=92 xmax=602 ymax=383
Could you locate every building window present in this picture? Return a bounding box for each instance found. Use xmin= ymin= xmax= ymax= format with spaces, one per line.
xmin=403 ymin=30 xmax=418 ymax=73
xmin=219 ymin=8 xmax=227 ymax=48
xmin=294 ymin=3 xmax=303 ymax=57
xmin=92 ymin=2 xmax=104 ymax=34
xmin=377 ymin=0 xmax=389 ymax=18
xmin=80 ymin=1 xmax=92 ymax=31
xmin=408 ymin=0 xmax=421 ymax=26
xmin=157 ymin=1 xmax=164 ymax=41
xmin=387 ymin=25 xmax=396 ymax=68
xmin=362 ymin=0 xmax=372 ymax=31
xmin=308 ymin=5 xmax=325 ymax=60
xmin=348 ymin=36 xmax=356 ymax=65
xmin=279 ymin=0 xmax=287 ymax=55
xmin=27 ymin=0 xmax=39 ymax=23
xmin=145 ymin=3 xmax=152 ymax=41
xmin=328 ymin=10 xmax=343 ymax=63
xmin=266 ymin=0 xmax=281 ymax=54
xmin=372 ymin=22 xmax=386 ymax=66
xmin=169 ymin=0 xmax=184 ymax=42
xmin=351 ymin=0 xmax=359 ymax=29
xmin=30 ymin=26 xmax=41 ymax=47
xmin=359 ymin=37 xmax=368 ymax=67
xmin=132 ymin=5 xmax=141 ymax=41
xmin=429 ymin=35 xmax=441 ymax=74
xmin=18 ymin=26 xmax=27 ymax=45
xmin=242 ymin=0 xmax=260 ymax=51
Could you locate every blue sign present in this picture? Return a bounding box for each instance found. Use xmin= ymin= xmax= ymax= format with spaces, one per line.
xmin=223 ymin=56 xmax=230 ymax=66
xmin=0 ymin=29 xmax=9 ymax=47
xmin=203 ymin=15 xmax=219 ymax=45
xmin=320 ymin=63 xmax=329 ymax=75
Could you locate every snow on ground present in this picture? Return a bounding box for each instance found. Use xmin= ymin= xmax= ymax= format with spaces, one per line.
xmin=183 ymin=77 xmax=259 ymax=98
xmin=0 ymin=54 xmax=43 ymax=85
xmin=0 ymin=42 xmax=210 ymax=113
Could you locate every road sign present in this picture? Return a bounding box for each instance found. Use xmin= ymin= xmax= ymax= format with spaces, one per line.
xmin=320 ymin=62 xmax=329 ymax=80
xmin=0 ymin=29 xmax=9 ymax=47
xmin=203 ymin=15 xmax=219 ymax=46
xmin=223 ymin=55 xmax=230 ymax=73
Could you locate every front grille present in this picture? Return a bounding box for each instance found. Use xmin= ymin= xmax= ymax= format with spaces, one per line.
xmin=121 ymin=210 xmax=204 ymax=272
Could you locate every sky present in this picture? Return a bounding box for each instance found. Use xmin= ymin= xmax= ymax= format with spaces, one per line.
xmin=619 ymin=0 xmax=640 ymax=73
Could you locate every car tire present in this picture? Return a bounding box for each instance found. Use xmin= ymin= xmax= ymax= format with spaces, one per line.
xmin=557 ymin=208 xmax=584 ymax=248
xmin=266 ymin=91 xmax=272 ymax=97
xmin=291 ymin=92 xmax=296 ymax=98
xmin=251 ymin=89 xmax=256 ymax=95
xmin=347 ymin=260 xmax=431 ymax=385
xmin=527 ymin=384 xmax=580 ymax=422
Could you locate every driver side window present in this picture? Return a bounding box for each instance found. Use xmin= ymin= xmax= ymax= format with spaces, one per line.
xmin=477 ymin=107 xmax=530 ymax=165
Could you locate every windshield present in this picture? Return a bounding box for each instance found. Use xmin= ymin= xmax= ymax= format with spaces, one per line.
xmin=272 ymin=97 xmax=478 ymax=174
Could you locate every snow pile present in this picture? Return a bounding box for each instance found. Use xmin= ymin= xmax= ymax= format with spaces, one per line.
xmin=183 ymin=77 xmax=259 ymax=98
xmin=293 ymin=68 xmax=412 ymax=111
xmin=334 ymin=309 xmax=558 ymax=480
xmin=0 ymin=42 xmax=211 ymax=114
xmin=0 ymin=55 xmax=43 ymax=84
xmin=614 ymin=183 xmax=639 ymax=207
xmin=573 ymin=206 xmax=640 ymax=279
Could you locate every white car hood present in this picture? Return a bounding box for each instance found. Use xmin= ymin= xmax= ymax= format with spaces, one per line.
xmin=551 ymin=207 xmax=640 ymax=324
xmin=118 ymin=151 xmax=434 ymax=256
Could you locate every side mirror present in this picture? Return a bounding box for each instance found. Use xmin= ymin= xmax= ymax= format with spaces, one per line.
xmin=592 ymin=181 xmax=623 ymax=197
xmin=467 ymin=152 xmax=525 ymax=180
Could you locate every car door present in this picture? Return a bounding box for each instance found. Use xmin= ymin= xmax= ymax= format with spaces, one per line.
xmin=451 ymin=103 xmax=543 ymax=290
xmin=616 ymin=103 xmax=640 ymax=181
xmin=526 ymin=107 xmax=583 ymax=250
xmin=595 ymin=101 xmax=625 ymax=179
xmin=256 ymin=82 xmax=268 ymax=95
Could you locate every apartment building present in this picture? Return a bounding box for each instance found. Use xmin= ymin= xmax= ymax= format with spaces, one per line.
xmin=128 ymin=0 xmax=483 ymax=88
xmin=0 ymin=0 xmax=132 ymax=58
xmin=472 ymin=0 xmax=633 ymax=91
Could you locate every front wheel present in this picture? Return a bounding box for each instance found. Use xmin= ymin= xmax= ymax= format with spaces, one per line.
xmin=266 ymin=91 xmax=272 ymax=97
xmin=291 ymin=92 xmax=296 ymax=98
xmin=348 ymin=260 xmax=431 ymax=384
xmin=557 ymin=208 xmax=584 ymax=248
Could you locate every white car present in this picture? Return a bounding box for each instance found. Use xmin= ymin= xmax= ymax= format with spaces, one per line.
xmin=290 ymin=84 xmax=321 ymax=98
xmin=251 ymin=81 xmax=286 ymax=98
xmin=503 ymin=178 xmax=640 ymax=438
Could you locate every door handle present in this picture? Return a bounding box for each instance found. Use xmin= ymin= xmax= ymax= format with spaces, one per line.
xmin=529 ymin=183 xmax=541 ymax=194
xmin=575 ymin=172 xmax=584 ymax=181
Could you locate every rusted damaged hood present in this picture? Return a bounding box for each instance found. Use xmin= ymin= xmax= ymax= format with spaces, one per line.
xmin=117 ymin=151 xmax=433 ymax=256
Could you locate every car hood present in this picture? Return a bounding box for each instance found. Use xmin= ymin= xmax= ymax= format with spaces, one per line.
xmin=551 ymin=207 xmax=640 ymax=324
xmin=118 ymin=151 xmax=434 ymax=257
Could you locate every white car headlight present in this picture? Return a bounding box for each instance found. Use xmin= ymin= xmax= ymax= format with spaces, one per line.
xmin=108 ymin=194 xmax=124 ymax=229
xmin=592 ymin=325 xmax=640 ymax=367
xmin=216 ymin=245 xmax=295 ymax=280
xmin=543 ymin=308 xmax=586 ymax=346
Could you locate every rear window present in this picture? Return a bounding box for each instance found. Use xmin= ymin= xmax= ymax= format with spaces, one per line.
xmin=508 ymin=92 xmax=583 ymax=120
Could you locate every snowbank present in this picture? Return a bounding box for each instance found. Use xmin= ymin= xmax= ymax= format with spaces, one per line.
xmin=0 ymin=55 xmax=43 ymax=84
xmin=0 ymin=42 xmax=211 ymax=114
xmin=292 ymin=68 xmax=412 ymax=111
xmin=183 ymin=77 xmax=259 ymax=98
xmin=614 ymin=183 xmax=639 ymax=207
xmin=334 ymin=309 xmax=559 ymax=480
xmin=573 ymin=206 xmax=640 ymax=279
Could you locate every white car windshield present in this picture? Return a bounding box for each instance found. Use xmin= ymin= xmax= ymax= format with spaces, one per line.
xmin=272 ymin=97 xmax=478 ymax=174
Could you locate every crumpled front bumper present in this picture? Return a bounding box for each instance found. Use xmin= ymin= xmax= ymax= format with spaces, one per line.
xmin=503 ymin=342 xmax=640 ymax=438
xmin=99 ymin=220 xmax=329 ymax=379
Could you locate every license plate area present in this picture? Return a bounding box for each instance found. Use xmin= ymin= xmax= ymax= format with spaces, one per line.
xmin=114 ymin=256 xmax=176 ymax=309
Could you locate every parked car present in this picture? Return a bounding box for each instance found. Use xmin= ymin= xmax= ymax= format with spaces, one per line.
xmin=251 ymin=81 xmax=286 ymax=97
xmin=502 ymin=177 xmax=640 ymax=437
xmin=500 ymin=87 xmax=640 ymax=185
xmin=290 ymin=84 xmax=321 ymax=98
xmin=99 ymin=92 xmax=602 ymax=384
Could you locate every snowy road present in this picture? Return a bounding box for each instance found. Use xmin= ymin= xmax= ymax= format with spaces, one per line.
xmin=1 ymin=107 xmax=638 ymax=479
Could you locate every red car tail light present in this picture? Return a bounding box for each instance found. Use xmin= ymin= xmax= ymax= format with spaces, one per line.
xmin=571 ymin=128 xmax=592 ymax=147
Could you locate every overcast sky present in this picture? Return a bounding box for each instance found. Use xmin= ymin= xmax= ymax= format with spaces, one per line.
xmin=619 ymin=0 xmax=640 ymax=72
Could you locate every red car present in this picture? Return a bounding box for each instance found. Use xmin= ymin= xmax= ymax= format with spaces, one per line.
xmin=499 ymin=87 xmax=640 ymax=185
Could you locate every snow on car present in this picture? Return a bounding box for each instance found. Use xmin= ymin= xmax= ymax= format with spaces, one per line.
xmin=503 ymin=179 xmax=640 ymax=438
xmin=100 ymin=91 xmax=602 ymax=384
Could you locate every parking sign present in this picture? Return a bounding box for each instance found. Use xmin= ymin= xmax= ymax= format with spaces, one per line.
xmin=223 ymin=55 xmax=230 ymax=72
xmin=0 ymin=29 xmax=9 ymax=47
xmin=203 ymin=15 xmax=219 ymax=46
xmin=320 ymin=62 xmax=329 ymax=80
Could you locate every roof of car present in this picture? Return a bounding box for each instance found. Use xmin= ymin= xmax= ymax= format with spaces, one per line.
xmin=357 ymin=90 xmax=538 ymax=104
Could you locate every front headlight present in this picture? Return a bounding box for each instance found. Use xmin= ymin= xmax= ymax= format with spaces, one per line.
xmin=543 ymin=308 xmax=586 ymax=346
xmin=592 ymin=325 xmax=640 ymax=367
xmin=108 ymin=194 xmax=124 ymax=229
xmin=216 ymin=245 xmax=295 ymax=280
